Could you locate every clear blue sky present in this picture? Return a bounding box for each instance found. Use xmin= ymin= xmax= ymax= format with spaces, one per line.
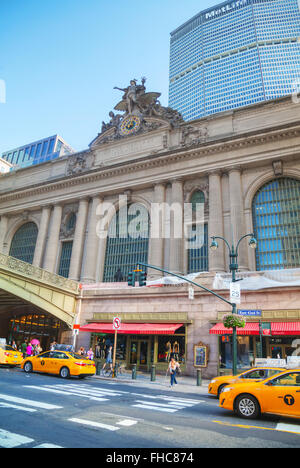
xmin=0 ymin=0 xmax=219 ymax=154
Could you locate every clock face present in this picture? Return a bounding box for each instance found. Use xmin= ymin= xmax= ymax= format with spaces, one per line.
xmin=120 ymin=115 xmax=141 ymax=136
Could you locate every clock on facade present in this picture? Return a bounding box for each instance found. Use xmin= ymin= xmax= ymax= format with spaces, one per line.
xmin=119 ymin=115 xmax=141 ymax=136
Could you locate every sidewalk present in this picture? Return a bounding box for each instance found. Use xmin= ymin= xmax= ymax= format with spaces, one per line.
xmin=93 ymin=370 xmax=210 ymax=395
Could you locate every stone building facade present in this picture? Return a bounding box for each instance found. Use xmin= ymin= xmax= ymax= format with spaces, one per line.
xmin=0 ymin=94 xmax=299 ymax=377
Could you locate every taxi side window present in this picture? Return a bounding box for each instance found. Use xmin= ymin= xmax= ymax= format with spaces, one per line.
xmin=245 ymin=370 xmax=266 ymax=379
xmin=39 ymin=352 xmax=51 ymax=359
xmin=270 ymin=373 xmax=300 ymax=387
xmin=51 ymin=352 xmax=69 ymax=360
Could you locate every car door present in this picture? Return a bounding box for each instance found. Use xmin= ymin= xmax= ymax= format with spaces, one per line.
xmin=261 ymin=371 xmax=300 ymax=417
xmin=34 ymin=352 xmax=52 ymax=372
xmin=50 ymin=352 xmax=70 ymax=375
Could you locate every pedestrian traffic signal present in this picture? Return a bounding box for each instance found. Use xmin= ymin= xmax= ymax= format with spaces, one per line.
xmin=139 ymin=271 xmax=147 ymax=287
xmin=128 ymin=271 xmax=135 ymax=287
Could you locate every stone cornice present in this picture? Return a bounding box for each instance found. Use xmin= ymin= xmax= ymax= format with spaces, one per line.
xmin=0 ymin=121 xmax=299 ymax=206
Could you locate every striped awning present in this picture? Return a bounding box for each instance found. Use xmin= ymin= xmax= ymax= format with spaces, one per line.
xmin=209 ymin=323 xmax=260 ymax=336
xmin=271 ymin=322 xmax=300 ymax=336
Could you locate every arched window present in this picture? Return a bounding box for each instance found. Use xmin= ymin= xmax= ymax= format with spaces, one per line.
xmin=191 ymin=190 xmax=205 ymax=212
xmin=103 ymin=203 xmax=150 ymax=282
xmin=66 ymin=212 xmax=76 ymax=231
xmin=188 ymin=191 xmax=208 ymax=273
xmin=252 ymin=177 xmax=300 ymax=271
xmin=9 ymin=222 xmax=38 ymax=264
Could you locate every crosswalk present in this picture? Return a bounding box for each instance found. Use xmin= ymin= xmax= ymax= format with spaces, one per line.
xmin=24 ymin=383 xmax=128 ymax=402
xmin=23 ymin=383 xmax=203 ymax=414
xmin=131 ymin=393 xmax=204 ymax=413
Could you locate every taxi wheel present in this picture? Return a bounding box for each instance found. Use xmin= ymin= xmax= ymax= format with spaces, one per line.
xmin=235 ymin=394 xmax=260 ymax=419
xmin=24 ymin=362 xmax=33 ymax=374
xmin=60 ymin=367 xmax=70 ymax=379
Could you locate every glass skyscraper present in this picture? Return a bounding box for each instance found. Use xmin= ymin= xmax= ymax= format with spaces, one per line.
xmin=1 ymin=135 xmax=75 ymax=171
xmin=169 ymin=0 xmax=300 ymax=121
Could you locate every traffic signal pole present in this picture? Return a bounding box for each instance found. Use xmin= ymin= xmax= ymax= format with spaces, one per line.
xmin=136 ymin=262 xmax=233 ymax=307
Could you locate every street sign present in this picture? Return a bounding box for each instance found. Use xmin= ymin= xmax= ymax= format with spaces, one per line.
xmin=230 ymin=282 xmax=241 ymax=304
xmin=238 ymin=309 xmax=262 ymax=317
xmin=113 ymin=317 xmax=122 ymax=331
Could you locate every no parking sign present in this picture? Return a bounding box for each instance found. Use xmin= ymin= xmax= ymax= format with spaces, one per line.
xmin=113 ymin=317 xmax=121 ymax=331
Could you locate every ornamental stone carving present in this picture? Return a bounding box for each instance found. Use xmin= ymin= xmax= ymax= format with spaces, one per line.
xmin=89 ymin=77 xmax=184 ymax=148
xmin=66 ymin=152 xmax=95 ymax=176
xmin=180 ymin=125 xmax=208 ymax=148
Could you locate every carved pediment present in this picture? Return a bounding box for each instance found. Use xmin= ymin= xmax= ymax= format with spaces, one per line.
xmin=89 ymin=77 xmax=184 ymax=149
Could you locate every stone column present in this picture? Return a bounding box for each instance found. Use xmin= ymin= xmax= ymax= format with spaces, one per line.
xmin=68 ymin=198 xmax=89 ymax=281
xmin=33 ymin=206 xmax=51 ymax=267
xmin=82 ymin=196 xmax=102 ymax=284
xmin=149 ymin=183 xmax=166 ymax=279
xmin=43 ymin=204 xmax=63 ymax=273
xmin=228 ymin=167 xmax=248 ymax=271
xmin=0 ymin=215 xmax=8 ymax=254
xmin=208 ymin=171 xmax=225 ymax=272
xmin=169 ymin=179 xmax=184 ymax=275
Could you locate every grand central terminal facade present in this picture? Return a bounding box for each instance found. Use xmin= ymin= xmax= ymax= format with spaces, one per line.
xmin=0 ymin=81 xmax=299 ymax=377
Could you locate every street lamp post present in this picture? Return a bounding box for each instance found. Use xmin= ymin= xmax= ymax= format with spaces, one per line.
xmin=210 ymin=234 xmax=257 ymax=375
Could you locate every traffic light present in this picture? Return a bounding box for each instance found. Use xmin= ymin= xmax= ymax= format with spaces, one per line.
xmin=127 ymin=271 xmax=135 ymax=287
xmin=139 ymin=271 xmax=147 ymax=287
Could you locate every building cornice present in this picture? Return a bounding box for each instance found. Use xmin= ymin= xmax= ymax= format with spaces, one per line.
xmin=0 ymin=121 xmax=299 ymax=206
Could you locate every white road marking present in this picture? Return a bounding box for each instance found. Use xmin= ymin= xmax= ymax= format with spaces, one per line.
xmin=0 ymin=393 xmax=62 ymax=410
xmin=33 ymin=444 xmax=63 ymax=448
xmin=24 ymin=386 xmax=109 ymax=402
xmin=276 ymin=423 xmax=300 ymax=435
xmin=135 ymin=400 xmax=185 ymax=409
xmin=0 ymin=402 xmax=37 ymax=413
xmin=69 ymin=418 xmax=120 ymax=432
xmin=116 ymin=419 xmax=138 ymax=427
xmin=0 ymin=429 xmax=34 ymax=448
xmin=132 ymin=404 xmax=177 ymax=413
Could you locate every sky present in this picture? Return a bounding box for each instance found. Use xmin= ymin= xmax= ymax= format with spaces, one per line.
xmin=0 ymin=0 xmax=219 ymax=154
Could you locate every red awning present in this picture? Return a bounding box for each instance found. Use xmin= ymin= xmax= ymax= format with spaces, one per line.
xmin=209 ymin=323 xmax=260 ymax=336
xmin=271 ymin=322 xmax=300 ymax=336
xmin=79 ymin=323 xmax=184 ymax=335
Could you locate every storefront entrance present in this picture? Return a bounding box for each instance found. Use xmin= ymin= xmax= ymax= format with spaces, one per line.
xmin=129 ymin=338 xmax=151 ymax=368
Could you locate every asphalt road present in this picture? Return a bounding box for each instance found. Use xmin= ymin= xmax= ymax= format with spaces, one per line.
xmin=0 ymin=366 xmax=299 ymax=451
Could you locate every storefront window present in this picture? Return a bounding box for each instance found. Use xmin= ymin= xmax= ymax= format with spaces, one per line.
xmin=220 ymin=336 xmax=254 ymax=369
xmin=92 ymin=333 xmax=127 ymax=361
xmin=157 ymin=333 xmax=186 ymax=364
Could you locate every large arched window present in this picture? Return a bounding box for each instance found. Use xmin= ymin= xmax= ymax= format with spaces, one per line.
xmin=9 ymin=222 xmax=38 ymax=264
xmin=187 ymin=191 xmax=208 ymax=273
xmin=252 ymin=177 xmax=300 ymax=271
xmin=103 ymin=203 xmax=150 ymax=282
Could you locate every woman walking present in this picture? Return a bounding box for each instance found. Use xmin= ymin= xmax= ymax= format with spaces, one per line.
xmin=168 ymin=357 xmax=180 ymax=388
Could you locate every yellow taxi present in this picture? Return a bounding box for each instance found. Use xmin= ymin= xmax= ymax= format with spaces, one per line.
xmin=21 ymin=350 xmax=96 ymax=379
xmin=209 ymin=367 xmax=284 ymax=398
xmin=219 ymin=369 xmax=300 ymax=420
xmin=0 ymin=344 xmax=24 ymax=367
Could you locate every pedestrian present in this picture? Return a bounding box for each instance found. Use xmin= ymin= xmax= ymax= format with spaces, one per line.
xmin=95 ymin=341 xmax=101 ymax=359
xmin=50 ymin=341 xmax=57 ymax=351
xmin=100 ymin=338 xmax=106 ymax=359
xmin=21 ymin=340 xmax=27 ymax=358
xmin=168 ymin=357 xmax=180 ymax=388
xmin=87 ymin=348 xmax=94 ymax=360
xmin=78 ymin=347 xmax=85 ymax=356
xmin=26 ymin=342 xmax=33 ymax=357
xmin=11 ymin=340 xmax=17 ymax=350
xmin=102 ymin=345 xmax=113 ymax=374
